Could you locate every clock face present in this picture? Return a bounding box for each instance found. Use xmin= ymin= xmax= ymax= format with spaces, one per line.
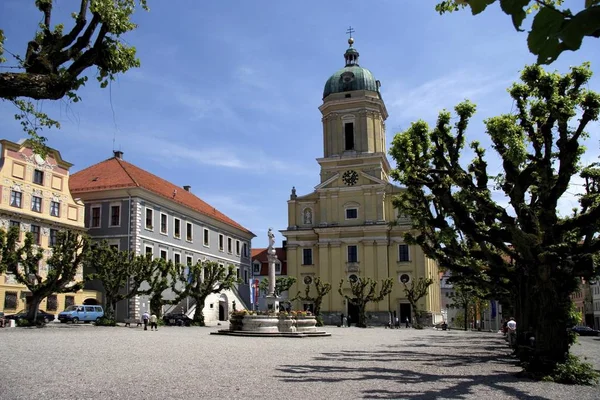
xmin=342 ymin=170 xmax=359 ymax=186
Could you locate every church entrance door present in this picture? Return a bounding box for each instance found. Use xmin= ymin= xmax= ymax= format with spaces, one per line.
xmin=400 ymin=303 xmax=411 ymax=325
xmin=348 ymin=301 xmax=359 ymax=327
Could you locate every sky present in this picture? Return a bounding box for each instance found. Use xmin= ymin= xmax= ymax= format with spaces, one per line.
xmin=1 ymin=1 xmax=599 ymax=248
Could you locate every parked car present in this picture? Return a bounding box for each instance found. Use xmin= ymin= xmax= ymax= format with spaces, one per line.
xmin=5 ymin=309 xmax=55 ymax=324
xmin=163 ymin=313 xmax=192 ymax=326
xmin=570 ymin=326 xmax=600 ymax=336
xmin=58 ymin=305 xmax=104 ymax=323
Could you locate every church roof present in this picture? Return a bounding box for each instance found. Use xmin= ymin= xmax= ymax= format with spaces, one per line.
xmin=323 ymin=37 xmax=379 ymax=99
xmin=70 ymin=155 xmax=253 ymax=235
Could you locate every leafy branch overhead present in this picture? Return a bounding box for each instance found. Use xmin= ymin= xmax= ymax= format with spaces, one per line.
xmin=435 ymin=1 xmax=600 ymax=64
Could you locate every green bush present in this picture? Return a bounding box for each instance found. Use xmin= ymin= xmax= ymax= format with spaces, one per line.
xmin=16 ymin=319 xmax=35 ymax=327
xmin=541 ymin=355 xmax=599 ymax=385
xmin=95 ymin=317 xmax=116 ymax=326
xmin=316 ymin=316 xmax=324 ymax=327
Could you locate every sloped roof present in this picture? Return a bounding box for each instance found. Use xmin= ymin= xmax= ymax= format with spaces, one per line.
xmin=251 ymin=247 xmax=286 ymax=263
xmin=70 ymin=156 xmax=253 ymax=235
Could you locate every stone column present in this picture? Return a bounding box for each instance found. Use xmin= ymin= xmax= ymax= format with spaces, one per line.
xmin=265 ymin=228 xmax=279 ymax=312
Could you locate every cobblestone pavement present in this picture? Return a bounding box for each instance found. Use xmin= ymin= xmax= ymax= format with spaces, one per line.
xmin=1 ymin=323 xmax=599 ymax=399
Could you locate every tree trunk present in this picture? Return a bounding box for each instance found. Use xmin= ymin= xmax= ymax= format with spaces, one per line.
xmin=193 ymin=304 xmax=205 ymax=326
xmin=357 ymin=302 xmax=367 ymax=328
xmin=26 ymin=295 xmax=44 ymax=323
xmin=104 ymin=297 xmax=116 ymax=321
xmin=0 ymin=72 xmax=72 ymax=100
xmin=463 ymin=303 xmax=468 ymax=331
xmin=150 ymin=295 xmax=163 ymax=318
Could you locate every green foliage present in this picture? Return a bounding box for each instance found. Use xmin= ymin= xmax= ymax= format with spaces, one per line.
xmin=402 ymin=277 xmax=434 ymax=328
xmin=338 ymin=277 xmax=393 ymax=328
xmin=293 ymin=276 xmax=332 ymax=318
xmin=86 ymin=242 xmax=154 ymax=320
xmin=16 ymin=318 xmax=36 ymax=327
xmin=172 ymin=261 xmax=239 ymax=326
xmin=0 ymin=226 xmax=22 ymax=275
xmin=541 ymin=354 xmax=600 ymax=385
xmin=435 ymin=1 xmax=599 ymax=64
xmin=146 ymin=258 xmax=176 ymax=318
xmin=259 ymin=276 xmax=297 ymax=297
xmin=95 ymin=317 xmax=116 ymax=326
xmin=0 ymin=0 xmax=149 ymax=143
xmin=7 ymin=229 xmax=90 ymax=323
xmin=388 ymin=63 xmax=600 ymax=374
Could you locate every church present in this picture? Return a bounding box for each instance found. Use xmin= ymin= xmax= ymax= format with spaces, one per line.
xmin=281 ymin=36 xmax=441 ymax=326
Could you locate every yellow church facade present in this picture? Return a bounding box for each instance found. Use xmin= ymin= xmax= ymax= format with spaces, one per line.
xmin=282 ymin=38 xmax=441 ymax=326
xmin=0 ymin=139 xmax=101 ymax=316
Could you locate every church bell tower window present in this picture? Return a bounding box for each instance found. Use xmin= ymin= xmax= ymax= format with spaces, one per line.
xmin=345 ymin=122 xmax=354 ymax=150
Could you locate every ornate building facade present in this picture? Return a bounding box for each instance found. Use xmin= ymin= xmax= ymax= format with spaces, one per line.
xmin=281 ymin=37 xmax=441 ymax=326
xmin=0 ymin=139 xmax=101 ymax=316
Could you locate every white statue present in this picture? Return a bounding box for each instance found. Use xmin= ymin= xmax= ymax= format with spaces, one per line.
xmin=303 ymin=208 xmax=312 ymax=225
xmin=268 ymin=228 xmax=275 ymax=250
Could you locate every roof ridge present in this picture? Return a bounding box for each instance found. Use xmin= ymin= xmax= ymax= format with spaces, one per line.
xmin=115 ymin=158 xmax=140 ymax=188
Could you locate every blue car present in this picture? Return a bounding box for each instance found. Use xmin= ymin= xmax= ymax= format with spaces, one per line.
xmin=58 ymin=305 xmax=104 ymax=323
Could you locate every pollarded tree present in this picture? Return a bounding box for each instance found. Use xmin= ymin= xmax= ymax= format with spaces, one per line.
xmin=389 ymin=63 xmax=600 ymax=379
xmin=172 ymin=261 xmax=239 ymax=326
xmin=10 ymin=229 xmax=91 ymax=323
xmin=435 ymin=1 xmax=600 ymax=64
xmin=0 ymin=227 xmax=22 ymax=275
xmin=0 ymin=0 xmax=148 ymax=145
xmin=402 ymin=277 xmax=434 ymax=329
xmin=86 ymin=242 xmax=154 ymax=321
xmin=338 ymin=277 xmax=393 ymax=328
xmin=258 ymin=276 xmax=297 ymax=297
xmin=293 ymin=277 xmax=332 ymax=326
xmin=147 ymin=258 xmax=175 ymax=318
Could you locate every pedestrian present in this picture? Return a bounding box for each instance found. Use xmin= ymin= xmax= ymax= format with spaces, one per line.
xmin=142 ymin=311 xmax=150 ymax=331
xmin=395 ymin=316 xmax=400 ymax=329
xmin=342 ymin=315 xmax=347 ymax=328
xmin=405 ymin=317 xmax=410 ymax=328
xmin=150 ymin=313 xmax=158 ymax=331
xmin=347 ymin=314 xmax=351 ymax=327
xmin=506 ymin=317 xmax=517 ymax=348
xmin=340 ymin=313 xmax=345 ymax=327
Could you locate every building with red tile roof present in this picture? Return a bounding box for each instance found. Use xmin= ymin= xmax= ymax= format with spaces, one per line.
xmin=250 ymin=243 xmax=288 ymax=310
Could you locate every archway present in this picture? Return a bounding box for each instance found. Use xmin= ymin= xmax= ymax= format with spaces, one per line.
xmin=83 ymin=298 xmax=99 ymax=305
xmin=218 ymin=294 xmax=228 ymax=321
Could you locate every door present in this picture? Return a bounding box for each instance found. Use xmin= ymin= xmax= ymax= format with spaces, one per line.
xmin=348 ymin=301 xmax=359 ymax=326
xmin=218 ymin=304 xmax=225 ymax=321
xmin=400 ymin=303 xmax=411 ymax=325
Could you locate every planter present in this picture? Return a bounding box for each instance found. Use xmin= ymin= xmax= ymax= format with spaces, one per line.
xmin=229 ymin=315 xmax=244 ymax=331
xmin=278 ymin=316 xmax=296 ymax=333
xmin=295 ymin=316 xmax=317 ymax=332
xmin=242 ymin=315 xmax=278 ymax=333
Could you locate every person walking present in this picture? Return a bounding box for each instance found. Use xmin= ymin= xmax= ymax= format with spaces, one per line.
xmin=405 ymin=317 xmax=410 ymax=328
xmin=150 ymin=314 xmax=158 ymax=331
xmin=506 ymin=317 xmax=517 ymax=348
xmin=142 ymin=311 xmax=150 ymax=331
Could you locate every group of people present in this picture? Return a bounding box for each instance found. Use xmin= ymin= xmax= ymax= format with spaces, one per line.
xmin=142 ymin=311 xmax=158 ymax=331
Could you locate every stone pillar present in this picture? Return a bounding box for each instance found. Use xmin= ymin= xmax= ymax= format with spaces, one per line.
xmin=265 ymin=228 xmax=279 ymax=312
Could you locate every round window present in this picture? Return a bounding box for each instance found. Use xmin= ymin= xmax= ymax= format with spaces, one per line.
xmin=303 ymin=276 xmax=313 ymax=285
xmin=349 ymin=274 xmax=359 ymax=283
xmin=399 ymin=274 xmax=410 ymax=283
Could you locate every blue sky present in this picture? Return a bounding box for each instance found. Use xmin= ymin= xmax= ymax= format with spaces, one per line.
xmin=1 ymin=1 xmax=599 ymax=248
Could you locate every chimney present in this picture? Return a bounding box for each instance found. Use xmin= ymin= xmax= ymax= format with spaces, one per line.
xmin=183 ymin=185 xmax=191 ymax=192
xmin=113 ymin=150 xmax=123 ymax=159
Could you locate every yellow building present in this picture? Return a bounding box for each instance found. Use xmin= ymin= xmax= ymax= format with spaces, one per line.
xmin=0 ymin=139 xmax=101 ymax=317
xmin=281 ymin=38 xmax=441 ymax=326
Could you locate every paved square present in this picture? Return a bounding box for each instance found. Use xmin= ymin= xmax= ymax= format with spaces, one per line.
xmin=1 ymin=324 xmax=599 ymax=399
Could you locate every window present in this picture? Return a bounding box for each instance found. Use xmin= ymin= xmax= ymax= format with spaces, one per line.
xmin=253 ymin=263 xmax=260 ymax=274
xmin=398 ymin=244 xmax=410 ymax=262
xmin=33 ymin=169 xmax=44 ymax=185
xmin=31 ymin=225 xmax=40 ymax=245
xmin=344 ymin=122 xmax=354 ymax=150
xmin=10 ymin=191 xmax=22 ymax=208
xmin=9 ymin=220 xmax=20 ymax=237
xmin=302 ymin=248 xmax=313 ymax=265
xmin=174 ymin=218 xmax=181 ymax=238
xmin=236 ymin=268 xmax=240 ymax=279
xmin=110 ymin=205 xmax=120 ymax=227
xmin=4 ymin=291 xmax=18 ymax=310
xmin=242 ymin=243 xmax=248 ymax=257
xmin=174 ymin=253 xmax=181 ymax=265
xmin=244 ymin=270 xmax=249 ymax=284
xmin=186 ymin=222 xmax=193 ymax=242
xmin=203 ymin=228 xmax=209 ymax=246
xmin=47 ymin=295 xmax=58 ymax=311
xmin=346 ymin=208 xmax=358 ymax=219
xmin=186 ymin=255 xmax=193 ymax=266
xmin=49 ymin=229 xmax=58 ymax=247
xmin=65 ymin=296 xmax=75 ymax=308
xmin=145 ymin=246 xmax=153 ymax=258
xmin=227 ymin=237 xmax=232 ymax=253
xmin=219 ymin=234 xmax=224 ymax=251
xmin=347 ymin=245 xmax=358 ymax=263
xmin=31 ymin=196 xmax=42 ymax=213
xmin=109 ymin=244 xmax=119 ymax=251
xmin=275 ymin=262 xmax=281 ymax=274
xmin=91 ymin=206 xmax=101 ymax=228
xmin=50 ymin=201 xmax=60 ymax=217
xmin=160 ymin=213 xmax=167 ymax=234
xmin=160 ymin=249 xmax=167 ymax=260
xmin=145 ymin=208 xmax=153 ymax=229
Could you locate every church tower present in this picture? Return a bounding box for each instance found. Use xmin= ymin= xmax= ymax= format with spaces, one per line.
xmin=282 ymin=35 xmax=440 ymax=326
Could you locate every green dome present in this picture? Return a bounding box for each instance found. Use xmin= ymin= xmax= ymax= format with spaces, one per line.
xmin=322 ymin=39 xmax=379 ymax=99
xmin=323 ymin=65 xmax=378 ymax=99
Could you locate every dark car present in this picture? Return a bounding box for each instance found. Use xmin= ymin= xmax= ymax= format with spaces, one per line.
xmin=5 ymin=309 xmax=55 ymax=324
xmin=162 ymin=313 xmax=192 ymax=326
xmin=570 ymin=326 xmax=600 ymax=336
